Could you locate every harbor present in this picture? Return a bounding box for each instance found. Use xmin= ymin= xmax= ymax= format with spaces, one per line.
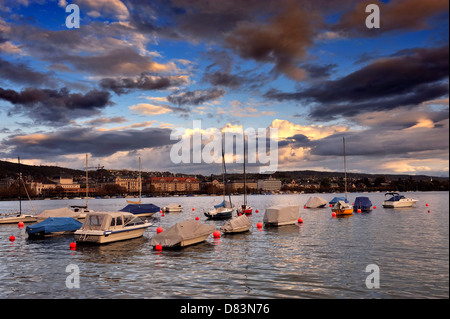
xmin=1 ymin=192 xmax=448 ymax=299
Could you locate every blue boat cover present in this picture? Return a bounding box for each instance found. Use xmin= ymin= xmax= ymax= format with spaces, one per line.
xmin=26 ymin=217 xmax=82 ymax=235
xmin=120 ymin=203 xmax=160 ymax=215
xmin=214 ymin=200 xmax=226 ymax=208
xmin=354 ymin=196 xmax=372 ymax=209
xmin=329 ymin=197 xmax=348 ymax=204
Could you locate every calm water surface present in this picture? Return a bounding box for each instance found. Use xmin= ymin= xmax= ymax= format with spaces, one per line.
xmin=0 ymin=192 xmax=448 ymax=299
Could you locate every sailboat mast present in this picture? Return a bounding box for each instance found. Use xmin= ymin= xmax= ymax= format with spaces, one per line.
xmin=221 ymin=137 xmax=232 ymax=206
xmin=343 ymin=137 xmax=347 ymax=200
xmin=86 ymin=154 xmax=89 ymax=208
xmin=18 ymin=156 xmax=21 ymax=214
xmin=243 ymin=135 xmax=247 ymax=206
xmin=139 ymin=156 xmax=142 ymax=201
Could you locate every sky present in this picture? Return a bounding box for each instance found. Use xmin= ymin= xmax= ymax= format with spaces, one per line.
xmin=0 ymin=0 xmax=448 ymax=176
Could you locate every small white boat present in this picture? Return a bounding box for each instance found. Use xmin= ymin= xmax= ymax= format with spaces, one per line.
xmin=74 ymin=211 xmax=151 ymax=244
xmin=163 ymin=203 xmax=183 ymax=213
xmin=0 ymin=213 xmax=37 ymax=224
xmin=304 ymin=196 xmax=328 ymax=208
xmin=221 ymin=214 xmax=251 ymax=234
xmin=382 ymin=192 xmax=418 ymax=208
xmin=150 ymin=220 xmax=215 ymax=248
xmin=263 ymin=205 xmax=300 ymax=226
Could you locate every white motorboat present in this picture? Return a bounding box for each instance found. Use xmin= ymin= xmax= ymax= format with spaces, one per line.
xmin=163 ymin=203 xmax=183 ymax=213
xmin=382 ymin=192 xmax=418 ymax=208
xmin=74 ymin=211 xmax=151 ymax=244
xmin=221 ymin=214 xmax=251 ymax=233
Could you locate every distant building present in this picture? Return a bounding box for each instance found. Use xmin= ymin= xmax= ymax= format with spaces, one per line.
xmin=51 ymin=176 xmax=80 ymax=191
xmin=115 ymin=176 xmax=141 ymax=193
xmin=148 ymin=177 xmax=200 ymax=194
xmin=257 ymin=177 xmax=281 ymax=192
xmin=229 ymin=180 xmax=258 ymax=192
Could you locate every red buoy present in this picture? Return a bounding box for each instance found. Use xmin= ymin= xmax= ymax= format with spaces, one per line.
xmin=161 ymin=213 xmax=165 ymax=217
xmin=304 ymin=206 xmax=307 ymax=209
xmin=192 ymin=208 xmax=195 ymax=211
xmin=69 ymin=242 xmax=76 ymax=250
xmin=426 ymin=203 xmax=429 ymax=207
xmin=428 ymin=210 xmax=430 ymax=213
xmin=18 ymin=221 xmax=24 ymax=228
xmin=331 ymin=212 xmax=337 ymax=218
xmin=329 ymin=204 xmax=332 ymax=207
xmin=298 ymin=218 xmax=303 ymax=223
xmin=160 ymin=209 xmax=163 ymax=214
xmin=373 ymin=206 xmax=377 ymax=209
xmin=357 ymin=209 xmax=362 ymax=213
xmin=195 ymin=216 xmax=199 ymax=221
xmin=255 ymin=209 xmax=259 ymax=213
xmin=213 ymin=230 xmax=221 ymax=238
xmin=9 ymin=235 xmax=15 ymax=242
xmin=156 ymin=227 xmax=163 ymax=234
xmin=155 ymin=244 xmax=162 ymax=251
xmin=256 ymin=222 xmax=263 ymax=228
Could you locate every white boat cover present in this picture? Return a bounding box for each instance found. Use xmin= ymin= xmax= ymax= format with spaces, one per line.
xmin=334 ymin=200 xmax=352 ymax=210
xmin=221 ymin=214 xmax=251 ymax=232
xmin=263 ymin=205 xmax=299 ymax=225
xmin=38 ymin=207 xmax=80 ymax=219
xmin=305 ymin=196 xmax=328 ymax=208
xmin=165 ymin=203 xmax=182 ymax=209
xmin=150 ymin=220 xmax=215 ymax=247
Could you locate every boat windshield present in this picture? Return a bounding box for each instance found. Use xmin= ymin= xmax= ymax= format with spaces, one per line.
xmin=86 ymin=214 xmax=104 ymax=226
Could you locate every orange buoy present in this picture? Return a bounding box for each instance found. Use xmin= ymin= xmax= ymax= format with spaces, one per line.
xmin=9 ymin=235 xmax=15 ymax=242
xmin=18 ymin=221 xmax=24 ymax=228
xmin=256 ymin=222 xmax=263 ymax=228
xmin=213 ymin=230 xmax=221 ymax=238
xmin=298 ymin=218 xmax=303 ymax=223
xmin=160 ymin=209 xmax=163 ymax=214
xmin=69 ymin=242 xmax=76 ymax=249
xmin=156 ymin=227 xmax=163 ymax=234
xmin=155 ymin=244 xmax=162 ymax=251
xmin=331 ymin=212 xmax=337 ymax=218
xmin=195 ymin=216 xmax=199 ymax=220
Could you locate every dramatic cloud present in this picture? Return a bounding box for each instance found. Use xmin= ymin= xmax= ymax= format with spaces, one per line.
xmin=167 ymin=88 xmax=226 ymax=106
xmin=99 ymin=73 xmax=189 ymax=95
xmin=0 ymin=57 xmax=56 ymax=87
xmin=265 ymin=45 xmax=449 ymax=120
xmin=0 ymin=87 xmax=112 ymax=125
xmin=1 ymin=126 xmax=176 ymax=158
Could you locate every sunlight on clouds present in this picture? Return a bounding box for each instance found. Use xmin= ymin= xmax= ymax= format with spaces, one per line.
xmin=129 ymin=103 xmax=172 ymax=115
xmin=270 ymin=119 xmax=348 ymax=140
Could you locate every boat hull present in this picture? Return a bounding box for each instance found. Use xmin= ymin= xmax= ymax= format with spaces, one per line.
xmin=0 ymin=214 xmax=37 ymax=224
xmin=222 ymin=225 xmax=251 ymax=234
xmin=264 ymin=220 xmax=297 ymax=227
xmin=75 ymin=225 xmax=150 ymax=244
xmin=332 ymin=208 xmax=354 ymax=216
xmin=204 ymin=209 xmax=233 ymax=220
xmin=180 ymin=234 xmax=211 ymax=247
xmin=382 ymin=200 xmax=418 ymax=208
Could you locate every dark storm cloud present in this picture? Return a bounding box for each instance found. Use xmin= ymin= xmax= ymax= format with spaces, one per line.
xmin=0 ymin=126 xmax=177 ymax=158
xmin=166 ymin=88 xmax=226 ymax=106
xmin=0 ymin=87 xmax=112 ymax=125
xmin=0 ymin=57 xmax=56 ymax=87
xmin=265 ymin=45 xmax=449 ymax=120
xmin=99 ymin=73 xmax=189 ymax=95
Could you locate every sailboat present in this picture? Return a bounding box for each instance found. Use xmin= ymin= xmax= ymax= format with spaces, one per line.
xmin=332 ymin=137 xmax=353 ymax=216
xmin=205 ymin=139 xmax=234 ymax=220
xmin=120 ymin=157 xmax=160 ymax=217
xmin=237 ymin=136 xmax=253 ymax=215
xmin=0 ymin=157 xmax=37 ymax=224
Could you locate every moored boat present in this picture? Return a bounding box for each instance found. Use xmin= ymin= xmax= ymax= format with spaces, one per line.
xmin=354 ymin=196 xmax=372 ymax=211
xmin=74 ymin=211 xmax=151 ymax=244
xmin=26 ymin=217 xmax=82 ymax=238
xmin=332 ymin=200 xmax=354 ymax=216
xmin=305 ymin=196 xmax=328 ymax=208
xmin=119 ymin=203 xmax=160 ymax=218
xmin=150 ymin=220 xmax=215 ymax=248
xmin=205 ymin=200 xmax=234 ymax=220
xmin=0 ymin=213 xmax=37 ymax=224
xmin=263 ymin=205 xmax=300 ymax=226
xmin=221 ymin=214 xmax=251 ymax=234
xmin=163 ymin=203 xmax=183 ymax=213
xmin=382 ymin=192 xmax=418 ymax=208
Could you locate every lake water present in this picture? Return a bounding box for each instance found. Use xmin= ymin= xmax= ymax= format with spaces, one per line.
xmin=0 ymin=192 xmax=448 ymax=299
